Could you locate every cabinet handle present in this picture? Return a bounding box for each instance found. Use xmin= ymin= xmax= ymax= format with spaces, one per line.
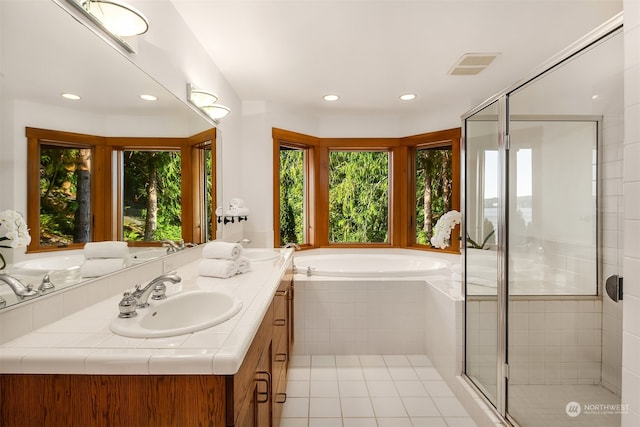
xmin=255 ymin=370 xmax=271 ymax=404
xmin=274 ymin=353 xmax=287 ymax=363
xmin=287 ymin=286 xmax=294 ymax=301
xmin=275 ymin=393 xmax=287 ymax=404
xmin=273 ymin=318 xmax=286 ymax=326
xmin=276 ymin=289 xmax=288 ymax=297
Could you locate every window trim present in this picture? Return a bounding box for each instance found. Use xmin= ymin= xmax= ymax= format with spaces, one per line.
xmin=272 ymin=127 xmax=461 ymax=253
xmin=26 ymin=127 xmax=216 ymax=253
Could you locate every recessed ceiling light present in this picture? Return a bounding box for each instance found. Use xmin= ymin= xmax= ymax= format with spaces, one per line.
xmin=140 ymin=94 xmax=157 ymax=101
xmin=592 ymin=94 xmax=600 ymax=100
xmin=61 ymin=93 xmax=81 ymax=100
xmin=323 ymin=94 xmax=339 ymax=102
xmin=400 ymin=94 xmax=416 ymax=101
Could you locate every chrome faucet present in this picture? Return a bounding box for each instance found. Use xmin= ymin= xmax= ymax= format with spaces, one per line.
xmin=0 ymin=273 xmax=39 ymax=300
xmin=237 ymin=238 xmax=252 ymax=247
xmin=283 ymin=242 xmax=300 ymax=250
xmin=131 ymin=273 xmax=181 ymax=308
xmin=161 ymin=240 xmax=181 ymax=254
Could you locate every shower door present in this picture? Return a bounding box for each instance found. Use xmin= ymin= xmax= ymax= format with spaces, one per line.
xmin=463 ymin=99 xmax=505 ymax=409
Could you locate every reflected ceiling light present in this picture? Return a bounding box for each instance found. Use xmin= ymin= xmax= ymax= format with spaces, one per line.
xmin=187 ymin=84 xmax=219 ymax=107
xmin=400 ymin=94 xmax=416 ymax=101
xmin=323 ymin=94 xmax=340 ymax=101
xmin=140 ymin=94 xmax=157 ymax=101
xmin=201 ymin=104 xmax=231 ymax=120
xmin=82 ymin=0 xmax=150 ymax=37
xmin=61 ymin=93 xmax=81 ymax=100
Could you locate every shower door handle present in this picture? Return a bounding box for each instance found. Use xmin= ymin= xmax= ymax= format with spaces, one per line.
xmin=605 ymin=275 xmax=623 ymax=302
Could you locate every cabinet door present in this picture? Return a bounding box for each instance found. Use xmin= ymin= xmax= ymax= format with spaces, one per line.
xmin=256 ymin=342 xmax=273 ymax=427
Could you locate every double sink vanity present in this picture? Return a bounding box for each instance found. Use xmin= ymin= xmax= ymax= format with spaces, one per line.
xmin=0 ymin=246 xmax=294 ymax=427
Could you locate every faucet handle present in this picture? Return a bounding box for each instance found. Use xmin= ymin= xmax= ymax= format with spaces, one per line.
xmin=38 ymin=274 xmax=55 ymax=294
xmin=151 ymin=283 xmax=167 ymax=301
xmin=118 ymin=292 xmax=138 ymax=318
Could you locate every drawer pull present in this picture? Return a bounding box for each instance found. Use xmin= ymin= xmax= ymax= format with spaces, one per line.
xmin=273 ymin=318 xmax=286 ymax=326
xmin=276 ymin=289 xmax=288 ymax=297
xmin=287 ymin=286 xmax=294 ymax=301
xmin=275 ymin=393 xmax=287 ymax=404
xmin=274 ymin=353 xmax=287 ymax=363
xmin=255 ymin=371 xmax=271 ymax=404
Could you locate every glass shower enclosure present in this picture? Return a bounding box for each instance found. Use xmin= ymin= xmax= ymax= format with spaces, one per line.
xmin=463 ymin=14 xmax=624 ymax=427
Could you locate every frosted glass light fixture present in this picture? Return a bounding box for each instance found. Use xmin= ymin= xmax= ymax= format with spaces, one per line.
xmin=82 ymin=0 xmax=149 ymax=37
xmin=187 ymin=83 xmax=231 ymax=121
xmin=323 ymin=94 xmax=340 ymax=101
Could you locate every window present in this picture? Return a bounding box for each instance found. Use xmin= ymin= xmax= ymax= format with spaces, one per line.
xmin=329 ymin=150 xmax=389 ymax=243
xmin=414 ymin=145 xmax=453 ymax=246
xmin=26 ymin=127 xmax=216 ymax=252
xmin=273 ymin=127 xmax=460 ymax=252
xmin=39 ymin=144 xmax=94 ymax=247
xmin=121 ymin=150 xmax=182 ymax=242
xmin=279 ymin=146 xmax=307 ymax=246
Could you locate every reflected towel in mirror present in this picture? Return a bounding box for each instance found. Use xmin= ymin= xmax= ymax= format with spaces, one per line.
xmin=197 ymin=259 xmax=238 ymax=279
xmin=80 ymin=258 xmax=125 ymax=278
xmin=227 ymin=206 xmax=249 ymax=216
xmin=237 ymin=256 xmax=251 ymax=274
xmin=229 ymin=198 xmax=245 ymax=208
xmin=84 ymin=241 xmax=129 ymax=259
xmin=202 ymin=241 xmax=242 ymax=260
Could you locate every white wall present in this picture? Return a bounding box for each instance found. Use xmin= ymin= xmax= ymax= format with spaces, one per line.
xmin=622 ymin=0 xmax=640 ymax=425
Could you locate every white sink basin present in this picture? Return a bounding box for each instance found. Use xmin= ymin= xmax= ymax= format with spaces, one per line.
xmin=12 ymin=255 xmax=85 ymax=274
xmin=243 ymin=249 xmax=280 ymax=262
xmin=110 ymin=290 xmax=242 ymax=338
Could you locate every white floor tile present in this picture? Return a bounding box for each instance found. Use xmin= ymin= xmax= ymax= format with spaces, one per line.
xmin=309 ymin=397 xmax=342 ymax=418
xmin=336 ymin=355 xmax=361 ymax=367
xmin=415 ymin=366 xmax=443 ymax=381
xmin=394 ymin=380 xmax=429 ymax=397
xmin=423 ymin=380 xmax=455 ymax=397
xmin=407 ymin=354 xmax=433 ymax=367
xmin=402 ymin=397 xmax=440 ymax=417
xmin=311 ymin=366 xmax=338 ymax=381
xmin=359 ymin=355 xmax=386 ymax=366
xmin=432 ymin=397 xmax=469 ymax=417
xmin=366 ymin=380 xmax=399 ymax=397
xmin=287 ymin=380 xmax=311 ymax=397
xmin=282 ymin=397 xmax=310 ymax=418
xmin=444 ymin=417 xmax=479 ymax=427
xmin=342 ymin=418 xmax=377 ymax=427
xmin=290 ymin=355 xmax=311 ymax=367
xmin=340 ymin=397 xmax=375 ymax=418
xmin=371 ymin=397 xmax=407 ymax=417
xmin=312 ymin=355 xmax=336 ymax=367
xmin=383 ymin=355 xmax=411 ymax=366
xmin=377 ymin=417 xmax=413 ymax=427
xmin=280 ymin=418 xmax=309 ymax=427
xmin=309 ymin=418 xmax=342 ymax=427
xmin=389 ymin=366 xmax=419 ymax=381
xmin=337 ymin=366 xmax=365 ymax=381
xmin=363 ymin=366 xmax=392 ymax=381
xmin=339 ymin=380 xmax=369 ymax=397
xmin=310 ymin=380 xmax=339 ymax=397
xmin=289 ymin=366 xmax=311 ymax=381
xmin=410 ymin=416 xmax=448 ymax=426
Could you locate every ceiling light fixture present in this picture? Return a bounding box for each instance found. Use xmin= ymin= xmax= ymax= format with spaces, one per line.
xmin=187 ymin=83 xmax=231 ymax=121
xmin=323 ymin=94 xmax=340 ymax=102
xmin=140 ymin=94 xmax=157 ymax=101
xmin=400 ymin=94 xmax=416 ymax=101
xmin=82 ymin=0 xmax=150 ymax=37
xmin=61 ymin=93 xmax=81 ymax=100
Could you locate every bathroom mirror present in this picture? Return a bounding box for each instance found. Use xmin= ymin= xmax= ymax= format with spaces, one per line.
xmin=0 ymin=0 xmax=222 ymax=308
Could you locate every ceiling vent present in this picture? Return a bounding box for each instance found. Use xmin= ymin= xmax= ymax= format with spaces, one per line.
xmin=449 ymin=53 xmax=500 ymax=76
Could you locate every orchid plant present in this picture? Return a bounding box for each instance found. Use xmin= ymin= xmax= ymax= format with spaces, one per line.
xmin=0 ymin=210 xmax=31 ymax=270
xmin=430 ymin=210 xmax=461 ymax=249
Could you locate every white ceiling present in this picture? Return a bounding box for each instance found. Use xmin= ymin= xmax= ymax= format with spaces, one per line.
xmin=169 ymin=0 xmax=622 ymax=117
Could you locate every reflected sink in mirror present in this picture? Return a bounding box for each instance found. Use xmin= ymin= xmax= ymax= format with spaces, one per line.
xmin=243 ymin=249 xmax=280 ymax=262
xmin=12 ymin=255 xmax=85 ymax=275
xmin=110 ymin=290 xmax=243 ymax=338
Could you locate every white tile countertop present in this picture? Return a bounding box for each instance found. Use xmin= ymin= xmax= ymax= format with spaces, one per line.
xmin=0 ymin=249 xmax=293 ymax=376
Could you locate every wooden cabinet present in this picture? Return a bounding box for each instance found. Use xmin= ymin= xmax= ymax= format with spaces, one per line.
xmin=0 ymin=273 xmax=295 ymax=427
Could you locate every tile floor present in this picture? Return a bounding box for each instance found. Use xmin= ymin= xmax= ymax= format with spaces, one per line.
xmin=281 ymin=354 xmax=478 ymax=427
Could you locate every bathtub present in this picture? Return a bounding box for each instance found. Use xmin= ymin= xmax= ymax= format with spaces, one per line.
xmin=293 ymin=250 xmax=451 ymax=278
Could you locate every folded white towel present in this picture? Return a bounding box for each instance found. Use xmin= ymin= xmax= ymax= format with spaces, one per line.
xmin=84 ymin=241 xmax=129 ymax=259
xmin=227 ymin=206 xmax=250 ymax=216
xmin=237 ymin=256 xmax=251 ymax=274
xmin=197 ymin=259 xmax=238 ymax=279
xmin=229 ymin=198 xmax=245 ymax=208
xmin=215 ymin=206 xmax=223 ymax=216
xmin=202 ymin=241 xmax=243 ymax=260
xmin=80 ymin=258 xmax=125 ymax=278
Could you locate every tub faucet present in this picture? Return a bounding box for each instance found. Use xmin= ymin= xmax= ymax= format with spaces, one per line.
xmin=237 ymin=238 xmax=252 ymax=247
xmin=0 ymin=273 xmax=39 ymax=300
xmin=132 ymin=273 xmax=181 ymax=308
xmin=161 ymin=240 xmax=180 ymax=253
xmin=283 ymin=243 xmax=300 ymax=250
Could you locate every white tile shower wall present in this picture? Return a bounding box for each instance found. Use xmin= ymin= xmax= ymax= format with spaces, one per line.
xmin=623 ymin=1 xmax=640 ymax=425
xmin=294 ymin=281 xmax=426 ymax=355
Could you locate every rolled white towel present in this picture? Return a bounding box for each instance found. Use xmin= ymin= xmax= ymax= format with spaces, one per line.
xmin=84 ymin=241 xmax=129 ymax=259
xmin=215 ymin=206 xmax=223 ymax=216
xmin=202 ymin=241 xmax=243 ymax=260
xmin=237 ymin=256 xmax=251 ymax=274
xmin=80 ymin=258 xmax=125 ymax=278
xmin=229 ymin=198 xmax=245 ymax=208
xmin=227 ymin=206 xmax=250 ymax=216
xmin=197 ymin=259 xmax=238 ymax=279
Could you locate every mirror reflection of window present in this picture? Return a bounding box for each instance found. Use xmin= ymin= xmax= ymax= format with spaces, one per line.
xmin=39 ymin=144 xmax=93 ymax=247
xmin=122 ymin=150 xmax=182 ymax=242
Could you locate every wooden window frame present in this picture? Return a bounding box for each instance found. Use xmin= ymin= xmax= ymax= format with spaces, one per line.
xmin=26 ymin=127 xmax=216 ymax=253
xmin=272 ymin=127 xmax=461 ymax=253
